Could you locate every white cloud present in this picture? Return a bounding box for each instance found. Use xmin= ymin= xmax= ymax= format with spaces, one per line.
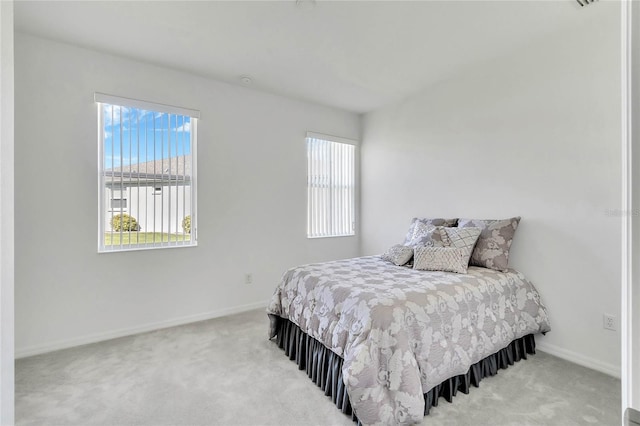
xmin=104 ymin=155 xmax=121 ymax=168
xmin=104 ymin=106 xmax=158 ymax=128
xmin=174 ymin=121 xmax=191 ymax=132
xmin=103 ymin=104 xmax=129 ymax=127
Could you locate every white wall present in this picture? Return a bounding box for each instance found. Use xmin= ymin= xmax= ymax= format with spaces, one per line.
xmin=361 ymin=3 xmax=621 ymax=376
xmin=630 ymin=0 xmax=640 ymax=412
xmin=14 ymin=33 xmax=360 ymax=356
xmin=0 ymin=1 xmax=15 ymax=423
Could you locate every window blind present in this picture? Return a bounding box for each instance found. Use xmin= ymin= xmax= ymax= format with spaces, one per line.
xmin=96 ymin=94 xmax=198 ymax=252
xmin=306 ymin=135 xmax=356 ymax=238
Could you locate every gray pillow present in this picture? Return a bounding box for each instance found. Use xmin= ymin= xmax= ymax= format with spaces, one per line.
xmin=407 ymin=222 xmax=447 ymax=247
xmin=457 ymin=217 xmax=521 ymax=271
xmin=403 ymin=217 xmax=457 ymax=245
xmin=413 ymin=246 xmax=470 ymax=274
xmin=381 ymin=244 xmax=414 ymax=266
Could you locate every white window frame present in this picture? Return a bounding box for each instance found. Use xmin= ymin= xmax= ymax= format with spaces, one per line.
xmin=96 ymin=93 xmax=199 ymax=252
xmin=306 ymin=131 xmax=357 ymax=239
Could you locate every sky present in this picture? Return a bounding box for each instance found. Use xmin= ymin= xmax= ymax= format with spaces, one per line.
xmin=103 ymin=104 xmax=192 ymax=169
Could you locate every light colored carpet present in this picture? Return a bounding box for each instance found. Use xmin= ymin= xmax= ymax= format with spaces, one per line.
xmin=16 ymin=309 xmax=621 ymax=426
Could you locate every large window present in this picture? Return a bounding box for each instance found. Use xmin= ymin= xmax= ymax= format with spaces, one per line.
xmin=96 ymin=93 xmax=198 ymax=252
xmin=306 ymin=132 xmax=356 ymax=238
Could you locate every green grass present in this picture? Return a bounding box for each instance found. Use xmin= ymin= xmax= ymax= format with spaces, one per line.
xmin=104 ymin=232 xmax=190 ymax=246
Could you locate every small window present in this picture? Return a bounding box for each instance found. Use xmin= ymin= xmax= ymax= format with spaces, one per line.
xmin=110 ymin=198 xmax=127 ymax=209
xmin=306 ymin=132 xmax=356 ymax=238
xmin=96 ymin=93 xmax=199 ymax=252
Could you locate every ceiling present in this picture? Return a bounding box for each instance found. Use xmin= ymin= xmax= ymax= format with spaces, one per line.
xmin=14 ymin=0 xmax=599 ymax=113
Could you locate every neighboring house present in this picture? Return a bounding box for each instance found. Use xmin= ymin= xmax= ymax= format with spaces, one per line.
xmin=104 ymin=154 xmax=192 ymax=234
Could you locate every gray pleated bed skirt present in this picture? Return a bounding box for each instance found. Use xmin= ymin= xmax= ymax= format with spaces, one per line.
xmin=270 ymin=314 xmax=537 ymax=424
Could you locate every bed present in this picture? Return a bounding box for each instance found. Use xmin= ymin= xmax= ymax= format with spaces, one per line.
xmin=267 ymin=218 xmax=551 ymax=425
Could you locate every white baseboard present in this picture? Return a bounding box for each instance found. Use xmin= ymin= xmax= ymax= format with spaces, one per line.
xmin=536 ymin=341 xmax=620 ymax=379
xmin=15 ymin=301 xmax=267 ymax=359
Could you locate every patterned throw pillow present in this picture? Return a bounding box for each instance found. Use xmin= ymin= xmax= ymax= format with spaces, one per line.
xmin=381 ymin=244 xmax=414 ymax=266
xmin=407 ymin=222 xmax=448 ymax=247
xmin=457 ymin=217 xmax=521 ymax=271
xmin=440 ymin=227 xmax=482 ymax=267
xmin=402 ymin=217 xmax=458 ymax=245
xmin=413 ymin=246 xmax=469 ymax=274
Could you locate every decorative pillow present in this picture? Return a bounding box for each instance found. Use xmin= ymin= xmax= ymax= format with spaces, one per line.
xmin=381 ymin=244 xmax=414 ymax=266
xmin=402 ymin=217 xmax=458 ymax=245
xmin=407 ymin=221 xmax=448 ymax=247
xmin=440 ymin=227 xmax=482 ymax=267
xmin=457 ymin=217 xmax=521 ymax=271
xmin=413 ymin=246 xmax=470 ymax=274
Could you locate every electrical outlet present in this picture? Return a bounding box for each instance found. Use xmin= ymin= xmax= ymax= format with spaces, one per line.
xmin=244 ymin=273 xmax=253 ymax=285
xmin=603 ymin=314 xmax=616 ymax=331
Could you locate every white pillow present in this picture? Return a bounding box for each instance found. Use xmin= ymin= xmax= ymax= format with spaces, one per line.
xmin=413 ymin=227 xmax=482 ymax=274
xmin=413 ymin=246 xmax=470 ymax=274
xmin=440 ymin=227 xmax=482 ymax=266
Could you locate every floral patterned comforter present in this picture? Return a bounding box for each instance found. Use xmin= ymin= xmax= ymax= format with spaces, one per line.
xmin=267 ymin=256 xmax=551 ymax=426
